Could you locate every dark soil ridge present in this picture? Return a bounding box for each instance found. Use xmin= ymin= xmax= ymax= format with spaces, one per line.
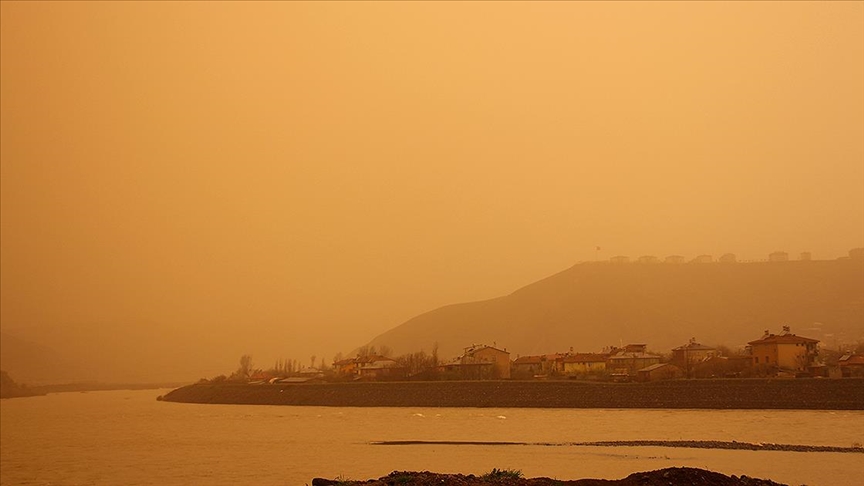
xmin=311 ymin=466 xmax=788 ymax=486
xmin=161 ymin=378 xmax=864 ymax=410
xmin=372 ymin=439 xmax=864 ymax=453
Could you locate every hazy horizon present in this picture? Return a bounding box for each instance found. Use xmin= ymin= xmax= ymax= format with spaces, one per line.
xmin=2 ymin=2 xmax=863 ymax=383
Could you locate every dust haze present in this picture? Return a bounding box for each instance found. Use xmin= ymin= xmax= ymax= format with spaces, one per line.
xmin=1 ymin=2 xmax=862 ymax=383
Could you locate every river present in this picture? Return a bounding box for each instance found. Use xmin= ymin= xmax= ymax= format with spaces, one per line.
xmin=2 ymin=388 xmax=863 ymax=485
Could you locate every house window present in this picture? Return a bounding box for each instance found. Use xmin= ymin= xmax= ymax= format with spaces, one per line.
xmin=755 ymin=357 xmax=759 ymax=364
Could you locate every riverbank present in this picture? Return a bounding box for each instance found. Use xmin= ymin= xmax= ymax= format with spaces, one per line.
xmin=370 ymin=439 xmax=864 ymax=453
xmin=311 ymin=467 xmax=787 ymax=485
xmin=160 ymin=378 xmax=864 ymax=409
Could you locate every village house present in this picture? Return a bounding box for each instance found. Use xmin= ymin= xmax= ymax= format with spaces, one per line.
xmin=446 ymin=344 xmax=511 ymax=379
xmin=562 ymin=353 xmax=608 ymax=376
xmin=838 ymin=353 xmax=864 ymax=377
xmin=610 ymin=255 xmax=630 ymax=264
xmin=512 ymin=355 xmax=544 ymax=376
xmin=333 ymin=357 xmax=359 ymax=375
xmin=718 ymin=253 xmax=737 ymax=263
xmin=356 ymin=355 xmax=402 ymax=380
xmin=637 ymin=363 xmax=683 ymax=382
xmin=511 ymin=353 xmax=569 ymax=378
xmin=748 ymin=326 xmax=819 ymax=373
xmin=692 ymin=254 xmax=713 ymax=263
xmin=693 ymin=355 xmax=753 ymax=379
xmin=671 ymin=338 xmax=718 ymax=377
xmin=664 ymin=255 xmax=686 ymax=264
xmin=607 ymin=344 xmax=661 ymax=378
xmin=248 ymin=370 xmax=276 ymax=384
xmin=512 ymin=353 xmax=567 ymax=378
xmin=768 ymin=251 xmax=789 ymax=262
xmin=333 ymin=355 xmax=402 ymax=380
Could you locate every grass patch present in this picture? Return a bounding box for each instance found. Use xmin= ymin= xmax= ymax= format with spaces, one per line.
xmin=334 ymin=474 xmax=352 ymax=485
xmin=481 ymin=468 xmax=524 ymax=480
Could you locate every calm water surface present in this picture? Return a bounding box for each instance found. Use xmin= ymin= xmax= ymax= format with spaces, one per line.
xmin=2 ymin=389 xmax=863 ymax=485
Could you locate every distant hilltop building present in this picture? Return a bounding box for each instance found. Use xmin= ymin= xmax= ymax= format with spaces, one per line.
xmin=718 ymin=253 xmax=737 ymax=263
xmin=769 ymin=251 xmax=789 ymax=262
xmin=595 ymin=248 xmax=858 ymax=265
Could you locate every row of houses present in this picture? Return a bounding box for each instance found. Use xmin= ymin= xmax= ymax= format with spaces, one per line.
xmin=514 ymin=327 xmax=826 ymax=381
xmin=609 ymin=247 xmax=864 ymax=265
xmin=329 ymin=326 xmax=863 ymax=382
xmin=611 ymin=252 xmax=808 ymax=265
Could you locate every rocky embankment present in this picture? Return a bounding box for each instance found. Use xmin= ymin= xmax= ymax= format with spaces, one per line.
xmin=311 ymin=467 xmax=787 ymax=486
xmin=160 ymin=378 xmax=864 ymax=410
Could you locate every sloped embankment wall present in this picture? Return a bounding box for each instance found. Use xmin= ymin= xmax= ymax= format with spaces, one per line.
xmin=161 ymin=379 xmax=864 ymax=410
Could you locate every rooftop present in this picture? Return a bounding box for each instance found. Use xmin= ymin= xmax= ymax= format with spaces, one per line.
xmin=563 ymin=353 xmax=608 ymax=363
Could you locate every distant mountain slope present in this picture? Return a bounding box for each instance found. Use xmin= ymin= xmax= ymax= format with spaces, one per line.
xmin=364 ymin=259 xmax=864 ymax=360
xmin=0 ymin=331 xmax=90 ymax=384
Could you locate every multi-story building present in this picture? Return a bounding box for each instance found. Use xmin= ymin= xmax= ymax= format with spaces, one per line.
xmin=447 ymin=344 xmax=511 ymax=379
xmin=671 ymin=339 xmax=717 ymax=367
xmin=748 ymin=326 xmax=819 ymax=372
xmin=768 ymin=251 xmax=789 ymax=262
xmin=607 ymin=344 xmax=661 ymax=377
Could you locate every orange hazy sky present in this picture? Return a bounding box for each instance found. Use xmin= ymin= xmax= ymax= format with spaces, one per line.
xmin=2 ymin=2 xmax=862 ymax=382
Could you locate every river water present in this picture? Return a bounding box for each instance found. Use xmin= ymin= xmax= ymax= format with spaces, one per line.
xmin=1 ymin=389 xmax=863 ymax=486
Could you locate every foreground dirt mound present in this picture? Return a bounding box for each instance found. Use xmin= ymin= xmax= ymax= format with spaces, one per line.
xmin=312 ymin=467 xmax=785 ymax=486
xmin=311 ymin=467 xmax=787 ymax=486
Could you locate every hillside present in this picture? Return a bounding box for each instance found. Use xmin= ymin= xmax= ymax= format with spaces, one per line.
xmin=0 ymin=370 xmax=45 ymax=399
xmin=0 ymin=331 xmax=91 ymax=385
xmin=364 ymin=259 xmax=864 ymax=360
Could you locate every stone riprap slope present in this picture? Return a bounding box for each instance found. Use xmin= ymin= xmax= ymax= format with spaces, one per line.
xmin=161 ymin=378 xmax=864 ymax=410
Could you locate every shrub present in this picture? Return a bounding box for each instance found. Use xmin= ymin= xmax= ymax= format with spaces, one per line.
xmin=481 ymin=468 xmax=523 ymax=480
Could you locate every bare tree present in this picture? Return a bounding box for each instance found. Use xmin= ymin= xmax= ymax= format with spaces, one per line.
xmin=379 ymin=345 xmax=392 ymax=357
xmin=311 ymin=355 xmax=317 ymax=370
xmin=237 ymin=354 xmax=254 ymax=380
